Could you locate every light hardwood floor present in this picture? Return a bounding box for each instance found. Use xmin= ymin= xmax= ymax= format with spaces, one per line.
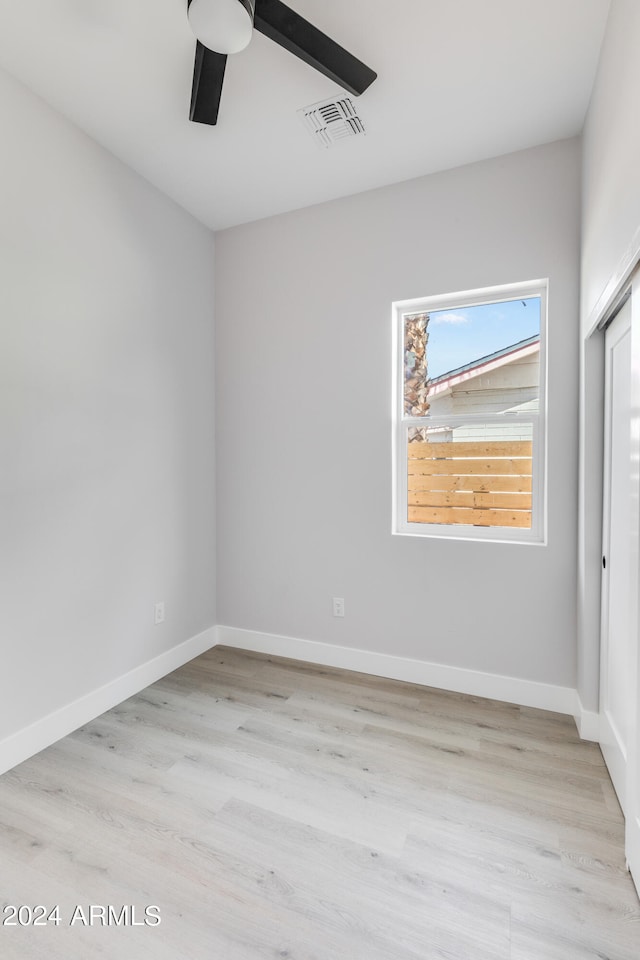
xmin=1 ymin=646 xmax=639 ymax=959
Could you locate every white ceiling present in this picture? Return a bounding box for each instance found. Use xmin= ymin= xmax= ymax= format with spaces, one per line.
xmin=0 ymin=0 xmax=610 ymax=231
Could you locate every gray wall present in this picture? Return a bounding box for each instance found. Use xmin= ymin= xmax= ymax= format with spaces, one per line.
xmin=215 ymin=138 xmax=581 ymax=687
xmin=0 ymin=68 xmax=216 ymax=739
xmin=582 ymin=0 xmax=640 ymax=330
xmin=578 ymin=0 xmax=640 ymax=711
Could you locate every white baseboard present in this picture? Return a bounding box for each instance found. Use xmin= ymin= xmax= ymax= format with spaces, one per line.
xmin=1 ymin=623 xmax=596 ymax=779
xmin=600 ymin=709 xmax=627 ymax=813
xmin=0 ymin=626 xmax=217 ymax=777
xmin=216 ymin=625 xmax=579 ymax=717
xmin=574 ymin=699 xmax=600 ymax=742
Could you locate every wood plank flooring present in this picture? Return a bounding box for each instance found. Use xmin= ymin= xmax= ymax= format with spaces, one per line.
xmin=1 ymin=646 xmax=639 ymax=959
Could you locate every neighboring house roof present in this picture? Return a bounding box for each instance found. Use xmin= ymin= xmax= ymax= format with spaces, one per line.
xmin=427 ymin=335 xmax=540 ymax=398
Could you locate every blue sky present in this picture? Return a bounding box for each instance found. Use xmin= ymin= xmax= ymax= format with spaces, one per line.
xmin=427 ymin=297 xmax=540 ymax=379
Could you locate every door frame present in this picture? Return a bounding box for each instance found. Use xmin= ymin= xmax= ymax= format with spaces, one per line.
xmin=581 ymin=258 xmax=640 ymax=898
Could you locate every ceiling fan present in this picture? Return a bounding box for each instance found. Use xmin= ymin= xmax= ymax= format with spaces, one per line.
xmin=186 ymin=0 xmax=377 ymax=125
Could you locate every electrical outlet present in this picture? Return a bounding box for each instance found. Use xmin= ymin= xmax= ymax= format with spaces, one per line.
xmin=154 ymin=601 xmax=165 ymax=625
xmin=332 ymin=597 xmax=345 ymax=618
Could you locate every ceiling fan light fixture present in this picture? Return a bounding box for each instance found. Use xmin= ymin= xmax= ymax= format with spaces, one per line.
xmin=187 ymin=0 xmax=255 ymax=55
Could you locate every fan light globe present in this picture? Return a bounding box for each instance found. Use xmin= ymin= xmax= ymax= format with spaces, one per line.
xmin=188 ymin=0 xmax=254 ymax=55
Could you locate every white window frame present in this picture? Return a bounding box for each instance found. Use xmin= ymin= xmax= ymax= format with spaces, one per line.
xmin=392 ymin=279 xmax=548 ymax=544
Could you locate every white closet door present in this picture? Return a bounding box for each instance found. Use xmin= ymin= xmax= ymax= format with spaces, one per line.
xmin=626 ymin=277 xmax=640 ymax=896
xmin=600 ymin=297 xmax=633 ymax=813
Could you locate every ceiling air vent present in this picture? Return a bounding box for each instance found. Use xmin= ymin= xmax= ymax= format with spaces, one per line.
xmin=298 ymin=97 xmax=366 ymax=149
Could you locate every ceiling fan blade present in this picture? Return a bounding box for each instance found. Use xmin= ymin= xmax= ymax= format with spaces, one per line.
xmin=190 ymin=41 xmax=227 ymax=125
xmin=253 ymin=0 xmax=377 ymax=97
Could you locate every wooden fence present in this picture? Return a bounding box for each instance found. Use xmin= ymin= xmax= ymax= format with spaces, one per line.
xmin=407 ymin=439 xmax=533 ymax=528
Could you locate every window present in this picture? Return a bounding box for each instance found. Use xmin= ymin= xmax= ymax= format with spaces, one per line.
xmin=392 ymin=280 xmax=547 ymax=543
